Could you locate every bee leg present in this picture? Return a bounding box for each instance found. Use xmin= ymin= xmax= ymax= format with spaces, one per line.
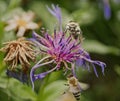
xmin=64 ymin=29 xmax=67 ymax=34
xmin=64 ymin=84 xmax=69 ymax=86
xmin=40 ymin=27 xmax=46 ymax=34
xmin=79 ymin=35 xmax=84 ymax=43
xmin=63 ymin=92 xmax=66 ymax=94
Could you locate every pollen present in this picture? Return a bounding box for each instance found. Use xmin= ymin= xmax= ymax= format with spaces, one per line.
xmin=17 ymin=20 xmax=27 ymax=27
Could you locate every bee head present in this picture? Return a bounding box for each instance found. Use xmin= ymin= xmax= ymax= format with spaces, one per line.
xmin=67 ymin=21 xmax=78 ymax=27
xmin=67 ymin=75 xmax=78 ymax=87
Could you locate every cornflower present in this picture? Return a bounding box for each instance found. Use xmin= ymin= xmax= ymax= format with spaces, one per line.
xmin=0 ymin=37 xmax=36 ymax=71
xmin=103 ymin=0 xmax=111 ymax=20
xmin=4 ymin=11 xmax=39 ymax=37
xmin=30 ymin=5 xmax=106 ymax=90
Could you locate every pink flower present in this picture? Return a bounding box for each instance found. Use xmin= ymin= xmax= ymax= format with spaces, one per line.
xmin=30 ymin=5 xmax=106 ymax=90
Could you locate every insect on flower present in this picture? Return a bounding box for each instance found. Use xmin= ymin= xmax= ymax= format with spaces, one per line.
xmin=56 ymin=75 xmax=89 ymax=101
xmin=64 ymin=75 xmax=89 ymax=101
xmin=4 ymin=11 xmax=39 ymax=37
xmin=30 ymin=5 xmax=106 ymax=90
xmin=0 ymin=37 xmax=36 ymax=71
xmin=64 ymin=21 xmax=83 ymax=43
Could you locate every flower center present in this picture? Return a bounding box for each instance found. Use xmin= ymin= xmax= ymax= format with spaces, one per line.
xmin=51 ymin=54 xmax=63 ymax=63
xmin=17 ymin=20 xmax=27 ymax=27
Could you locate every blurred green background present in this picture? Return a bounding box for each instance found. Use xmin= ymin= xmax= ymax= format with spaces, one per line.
xmin=0 ymin=0 xmax=120 ymax=101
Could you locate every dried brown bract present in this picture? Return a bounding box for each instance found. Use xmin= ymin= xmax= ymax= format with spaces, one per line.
xmin=0 ymin=37 xmax=36 ymax=71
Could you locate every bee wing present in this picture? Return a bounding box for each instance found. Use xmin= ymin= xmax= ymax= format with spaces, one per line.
xmin=78 ymin=82 xmax=89 ymax=90
xmin=56 ymin=92 xmax=76 ymax=101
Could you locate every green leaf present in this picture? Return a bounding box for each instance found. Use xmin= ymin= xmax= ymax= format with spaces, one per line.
xmin=37 ymin=80 xmax=67 ymax=101
xmin=0 ymin=71 xmax=37 ymax=101
xmin=1 ymin=7 xmax=24 ymax=22
xmin=71 ymin=6 xmax=97 ymax=25
xmin=8 ymin=0 xmax=21 ymax=10
xmin=83 ymin=40 xmax=120 ymax=55
xmin=0 ymin=0 xmax=7 ymax=17
xmin=0 ymin=21 xmax=4 ymax=44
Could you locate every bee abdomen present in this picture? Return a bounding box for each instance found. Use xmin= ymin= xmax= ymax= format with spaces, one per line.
xmin=73 ymin=92 xmax=80 ymax=101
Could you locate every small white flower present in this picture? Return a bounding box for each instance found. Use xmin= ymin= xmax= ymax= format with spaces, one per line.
xmin=5 ymin=11 xmax=39 ymax=37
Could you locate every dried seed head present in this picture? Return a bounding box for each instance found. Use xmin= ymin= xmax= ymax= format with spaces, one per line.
xmin=0 ymin=37 xmax=36 ymax=71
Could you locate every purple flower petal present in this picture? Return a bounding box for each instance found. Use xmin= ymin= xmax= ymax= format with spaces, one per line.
xmin=34 ymin=72 xmax=47 ymax=80
xmin=75 ymin=50 xmax=106 ymax=77
xmin=76 ymin=58 xmax=84 ymax=67
xmin=92 ymin=61 xmax=106 ymax=75
xmin=34 ymin=64 xmax=58 ymax=80
xmin=103 ymin=0 xmax=111 ymax=20
xmin=47 ymin=4 xmax=62 ymax=31
xmin=92 ymin=64 xmax=99 ymax=77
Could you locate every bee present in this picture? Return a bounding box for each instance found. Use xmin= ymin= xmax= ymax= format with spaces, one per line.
xmin=56 ymin=91 xmax=77 ymax=101
xmin=63 ymin=75 xmax=89 ymax=101
xmin=64 ymin=21 xmax=83 ymax=42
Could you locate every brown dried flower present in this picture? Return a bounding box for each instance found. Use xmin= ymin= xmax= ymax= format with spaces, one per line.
xmin=0 ymin=37 xmax=36 ymax=71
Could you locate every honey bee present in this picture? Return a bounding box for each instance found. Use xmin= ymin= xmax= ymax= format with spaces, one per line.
xmin=64 ymin=21 xmax=83 ymax=42
xmin=56 ymin=91 xmax=77 ymax=101
xmin=63 ymin=75 xmax=89 ymax=101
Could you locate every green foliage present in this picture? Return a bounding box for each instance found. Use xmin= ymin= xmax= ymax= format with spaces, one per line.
xmin=71 ymin=2 xmax=97 ymax=25
xmin=37 ymin=80 xmax=67 ymax=101
xmin=0 ymin=72 xmax=37 ymax=101
xmin=83 ymin=40 xmax=120 ymax=55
